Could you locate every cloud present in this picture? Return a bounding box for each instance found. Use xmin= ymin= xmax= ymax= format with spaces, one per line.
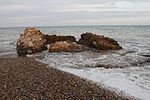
xmin=63 ymin=16 xmax=150 ymax=25
xmin=56 ymin=4 xmax=115 ymax=12
xmin=0 ymin=5 xmax=32 ymax=12
xmin=56 ymin=1 xmax=150 ymax=12
xmin=0 ymin=0 xmax=150 ymax=27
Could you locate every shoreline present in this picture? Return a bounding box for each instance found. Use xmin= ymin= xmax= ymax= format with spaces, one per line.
xmin=0 ymin=57 xmax=134 ymax=100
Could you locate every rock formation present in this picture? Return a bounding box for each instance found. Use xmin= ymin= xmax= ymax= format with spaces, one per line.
xmin=78 ymin=32 xmax=122 ymax=50
xmin=44 ymin=35 xmax=76 ymax=44
xmin=16 ymin=27 xmax=123 ymax=56
xmin=49 ymin=41 xmax=84 ymax=52
xmin=16 ymin=27 xmax=46 ymax=56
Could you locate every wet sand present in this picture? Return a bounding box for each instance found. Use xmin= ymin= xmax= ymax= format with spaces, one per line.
xmin=0 ymin=57 xmax=133 ymax=100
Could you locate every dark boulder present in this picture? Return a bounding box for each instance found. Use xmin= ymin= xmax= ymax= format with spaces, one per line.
xmin=16 ymin=27 xmax=46 ymax=56
xmin=78 ymin=32 xmax=122 ymax=50
xmin=44 ymin=35 xmax=76 ymax=44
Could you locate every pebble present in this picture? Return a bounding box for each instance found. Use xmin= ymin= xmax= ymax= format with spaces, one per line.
xmin=0 ymin=57 xmax=133 ymax=100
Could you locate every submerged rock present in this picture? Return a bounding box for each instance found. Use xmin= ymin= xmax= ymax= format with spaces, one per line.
xmin=49 ymin=41 xmax=85 ymax=52
xmin=138 ymin=52 xmax=150 ymax=57
xmin=44 ymin=35 xmax=76 ymax=44
xmin=78 ymin=32 xmax=122 ymax=50
xmin=16 ymin=27 xmax=46 ymax=56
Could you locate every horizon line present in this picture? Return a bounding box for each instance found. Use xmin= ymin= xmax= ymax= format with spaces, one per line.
xmin=0 ymin=24 xmax=150 ymax=28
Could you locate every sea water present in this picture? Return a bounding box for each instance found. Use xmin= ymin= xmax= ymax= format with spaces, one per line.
xmin=0 ymin=25 xmax=150 ymax=100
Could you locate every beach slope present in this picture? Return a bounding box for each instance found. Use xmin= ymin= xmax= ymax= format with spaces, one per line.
xmin=0 ymin=57 xmax=132 ymax=100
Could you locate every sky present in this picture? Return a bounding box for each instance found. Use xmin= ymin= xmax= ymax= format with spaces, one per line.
xmin=0 ymin=0 xmax=150 ymax=27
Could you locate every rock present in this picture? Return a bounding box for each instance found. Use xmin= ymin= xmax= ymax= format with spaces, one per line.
xmin=78 ymin=32 xmax=122 ymax=50
xmin=17 ymin=27 xmax=46 ymax=56
xmin=138 ymin=52 xmax=150 ymax=57
xmin=49 ymin=41 xmax=85 ymax=52
xmin=44 ymin=35 xmax=76 ymax=44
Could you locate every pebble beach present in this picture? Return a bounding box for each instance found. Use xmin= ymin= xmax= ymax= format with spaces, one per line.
xmin=0 ymin=57 xmax=133 ymax=100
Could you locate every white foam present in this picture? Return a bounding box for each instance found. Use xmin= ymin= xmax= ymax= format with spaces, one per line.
xmin=34 ymin=51 xmax=150 ymax=100
xmin=59 ymin=66 xmax=150 ymax=100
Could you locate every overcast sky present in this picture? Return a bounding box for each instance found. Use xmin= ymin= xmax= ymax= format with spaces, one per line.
xmin=0 ymin=0 xmax=150 ymax=27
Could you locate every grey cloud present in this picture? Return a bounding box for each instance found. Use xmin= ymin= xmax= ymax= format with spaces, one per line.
xmin=0 ymin=0 xmax=150 ymax=27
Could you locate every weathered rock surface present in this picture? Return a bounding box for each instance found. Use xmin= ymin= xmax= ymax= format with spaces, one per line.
xmin=44 ymin=35 xmax=76 ymax=44
xmin=17 ymin=27 xmax=46 ymax=56
xmin=16 ymin=28 xmax=123 ymax=56
xmin=49 ymin=41 xmax=84 ymax=52
xmin=78 ymin=32 xmax=122 ymax=50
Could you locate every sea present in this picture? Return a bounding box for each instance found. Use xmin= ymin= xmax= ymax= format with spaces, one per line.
xmin=0 ymin=25 xmax=150 ymax=100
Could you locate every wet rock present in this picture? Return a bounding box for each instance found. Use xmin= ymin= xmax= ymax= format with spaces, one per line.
xmin=137 ymin=50 xmax=150 ymax=57
xmin=16 ymin=27 xmax=46 ymax=56
xmin=49 ymin=41 xmax=85 ymax=52
xmin=78 ymin=32 xmax=122 ymax=50
xmin=138 ymin=53 xmax=150 ymax=57
xmin=44 ymin=35 xmax=76 ymax=44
